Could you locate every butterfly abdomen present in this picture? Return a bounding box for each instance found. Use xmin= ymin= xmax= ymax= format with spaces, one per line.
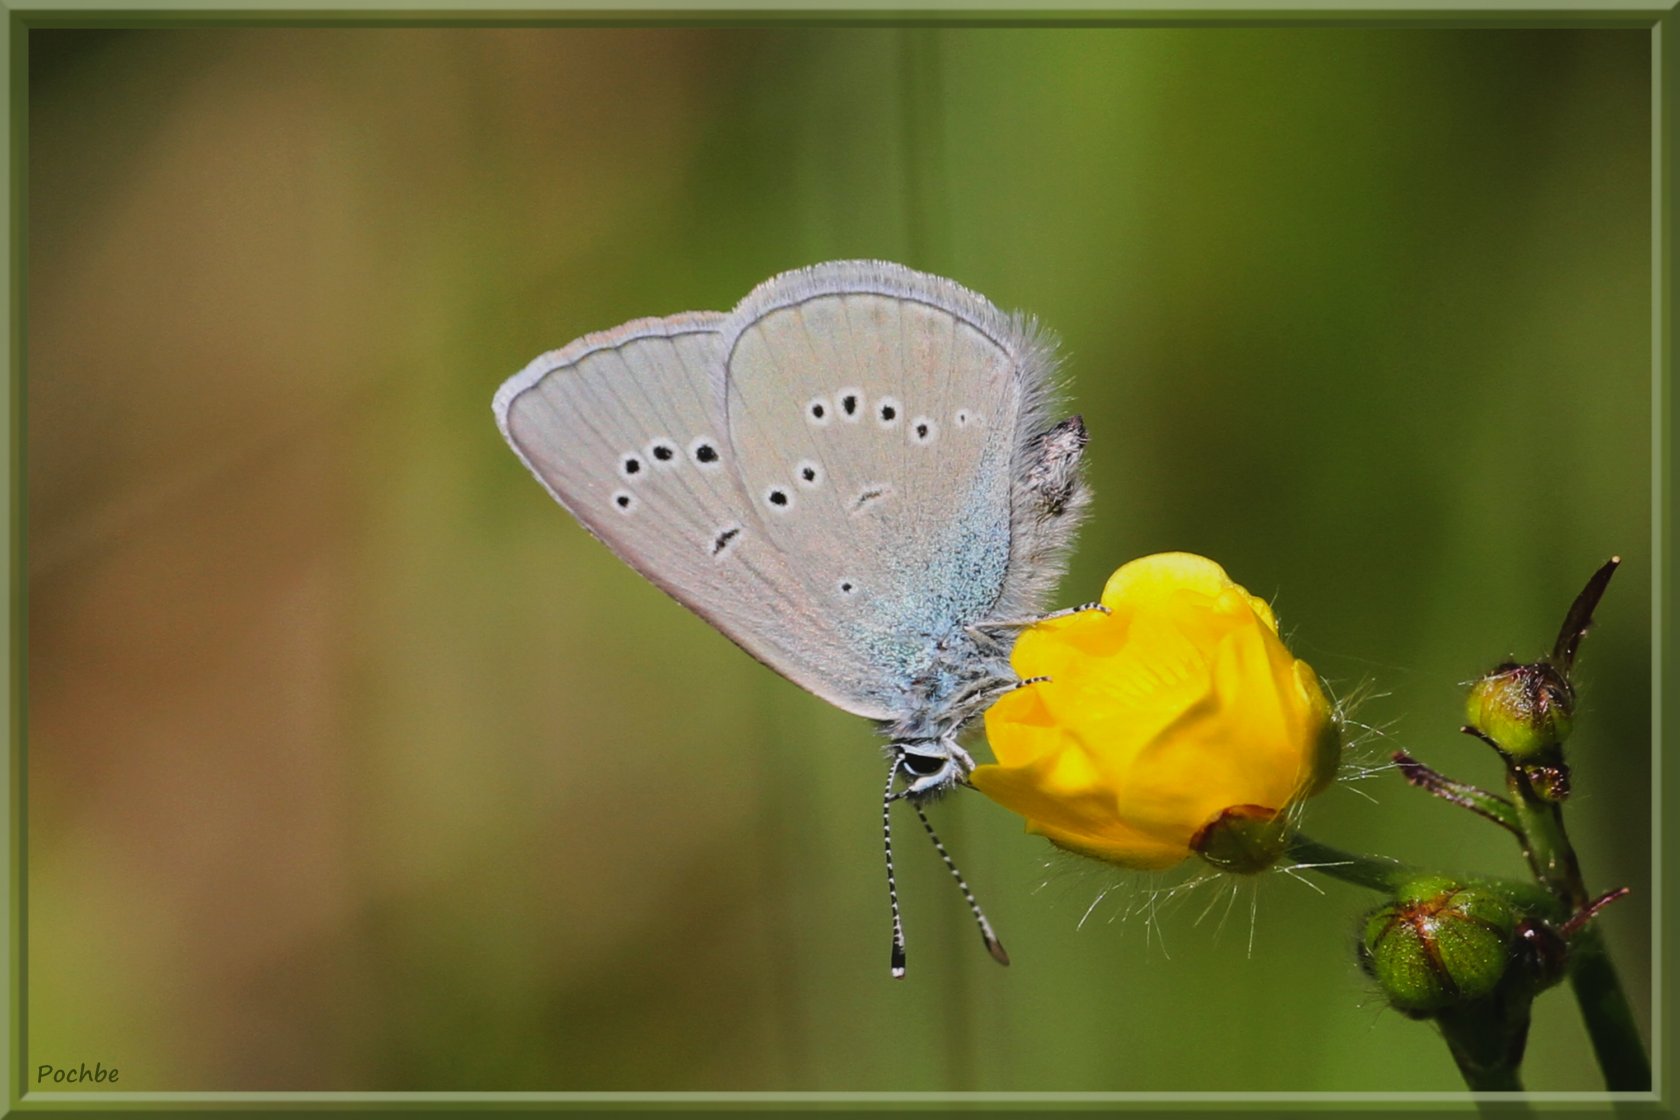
xmin=1025 ymin=415 xmax=1089 ymax=518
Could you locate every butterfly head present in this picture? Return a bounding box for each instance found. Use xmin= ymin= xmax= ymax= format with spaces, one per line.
xmin=893 ymin=737 xmax=974 ymax=800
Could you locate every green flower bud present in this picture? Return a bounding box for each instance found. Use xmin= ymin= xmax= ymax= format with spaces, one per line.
xmin=1360 ymin=879 xmax=1517 ymax=1016
xmin=1465 ymin=661 xmax=1574 ymax=760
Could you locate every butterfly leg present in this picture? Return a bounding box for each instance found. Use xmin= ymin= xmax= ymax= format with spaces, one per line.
xmin=946 ymin=740 xmax=976 ymax=773
xmin=970 ymin=602 xmax=1110 ymax=639
xmin=946 ymin=674 xmax=1053 ymax=723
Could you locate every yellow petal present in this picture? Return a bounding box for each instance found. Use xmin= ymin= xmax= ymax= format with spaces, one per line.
xmin=982 ymin=686 xmax=1065 ymax=768
xmin=971 ymin=761 xmax=1190 ymax=870
xmin=1029 ymin=818 xmax=1191 ymax=871
xmin=1208 ymin=621 xmax=1305 ymax=809
xmin=1101 ymin=552 xmax=1235 ymax=610
xmin=1109 ymin=700 xmax=1267 ymax=847
xmin=1291 ymin=660 xmax=1341 ymax=797
xmin=970 ymin=755 xmax=1114 ymax=840
xmin=1051 ymin=612 xmax=1214 ymax=781
xmin=1008 ymin=607 xmax=1126 ymax=683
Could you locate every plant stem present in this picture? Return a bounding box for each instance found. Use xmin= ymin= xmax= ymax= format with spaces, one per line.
xmin=1506 ymin=768 xmax=1588 ymax=912
xmin=1565 ymin=920 xmax=1651 ymax=1090
xmin=1284 ymin=834 xmax=1557 ymax=912
xmin=1438 ymin=997 xmax=1531 ymax=1095
xmin=1501 ymin=760 xmax=1649 ymax=1089
xmin=1283 ymin=833 xmax=1418 ymax=892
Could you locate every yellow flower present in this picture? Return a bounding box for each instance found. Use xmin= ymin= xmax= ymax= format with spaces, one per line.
xmin=972 ymin=552 xmax=1340 ymax=872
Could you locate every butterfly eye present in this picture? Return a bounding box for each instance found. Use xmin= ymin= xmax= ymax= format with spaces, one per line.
xmin=619 ymin=454 xmax=644 ymax=480
xmin=838 ymin=579 xmax=857 ymax=595
xmin=795 ymin=460 xmax=822 ymax=488
xmin=612 ymin=490 xmax=636 ymax=514
xmin=876 ymin=397 xmax=901 ymax=427
xmin=806 ymin=397 xmax=831 ymax=426
xmin=911 ymin=417 xmax=937 ymax=445
xmin=765 ymin=486 xmax=793 ymax=511
xmin=899 ymin=752 xmax=945 ymax=778
xmin=837 ymin=388 xmax=863 ymax=421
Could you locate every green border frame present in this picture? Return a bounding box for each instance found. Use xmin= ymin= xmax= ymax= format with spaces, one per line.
xmin=3 ymin=5 xmax=1671 ymax=1115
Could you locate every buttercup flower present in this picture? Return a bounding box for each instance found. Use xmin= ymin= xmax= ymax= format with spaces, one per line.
xmin=973 ymin=552 xmax=1340 ymax=872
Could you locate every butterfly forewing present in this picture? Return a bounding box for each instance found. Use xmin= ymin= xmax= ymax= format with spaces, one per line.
xmin=719 ymin=263 xmax=1027 ymax=698
xmin=495 ymin=313 xmax=897 ymax=718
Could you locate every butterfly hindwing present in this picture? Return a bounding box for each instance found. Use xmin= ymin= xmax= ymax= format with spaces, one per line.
xmin=717 ymin=262 xmax=1045 ymax=694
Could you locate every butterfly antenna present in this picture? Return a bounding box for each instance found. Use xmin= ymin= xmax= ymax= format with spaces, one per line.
xmin=882 ymin=765 xmax=908 ymax=979
xmin=910 ymin=799 xmax=1010 ymax=966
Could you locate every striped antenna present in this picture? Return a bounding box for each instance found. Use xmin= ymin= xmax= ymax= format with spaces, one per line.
xmin=882 ymin=764 xmax=908 ymax=979
xmin=910 ymin=800 xmax=1010 ymax=967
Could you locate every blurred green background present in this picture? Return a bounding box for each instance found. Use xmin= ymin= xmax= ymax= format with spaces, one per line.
xmin=26 ymin=27 xmax=1650 ymax=1093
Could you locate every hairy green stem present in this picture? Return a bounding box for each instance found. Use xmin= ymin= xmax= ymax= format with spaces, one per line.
xmin=1506 ymin=768 xmax=1588 ymax=912
xmin=1438 ymin=997 xmax=1531 ymax=1095
xmin=1283 ymin=833 xmax=1416 ymax=893
xmin=1566 ymin=925 xmax=1651 ymax=1091
xmin=1285 ymin=834 xmax=1557 ymax=913
xmin=1431 ymin=1007 xmax=1538 ymax=1094
xmin=1502 ymin=761 xmax=1649 ymax=1090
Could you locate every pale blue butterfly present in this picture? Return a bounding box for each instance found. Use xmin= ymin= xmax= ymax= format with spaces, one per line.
xmin=493 ymin=261 xmax=1093 ymax=976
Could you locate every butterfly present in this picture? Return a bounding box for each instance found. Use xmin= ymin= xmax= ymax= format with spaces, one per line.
xmin=493 ymin=261 xmax=1091 ymax=976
